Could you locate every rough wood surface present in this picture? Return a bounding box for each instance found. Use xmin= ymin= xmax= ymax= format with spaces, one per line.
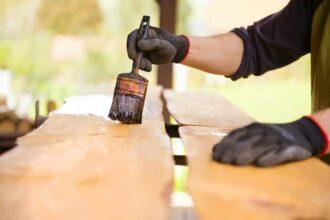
xmin=180 ymin=126 xmax=330 ymax=220
xmin=0 ymin=86 xmax=174 ymax=220
xmin=164 ymin=90 xmax=254 ymax=131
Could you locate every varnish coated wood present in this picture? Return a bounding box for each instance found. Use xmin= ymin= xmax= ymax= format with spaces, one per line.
xmin=0 ymin=86 xmax=174 ymax=220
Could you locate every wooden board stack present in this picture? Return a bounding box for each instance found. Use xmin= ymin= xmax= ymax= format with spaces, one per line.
xmin=0 ymin=88 xmax=329 ymax=220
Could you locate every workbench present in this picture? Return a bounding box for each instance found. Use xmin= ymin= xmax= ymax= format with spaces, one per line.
xmin=0 ymin=86 xmax=329 ymax=220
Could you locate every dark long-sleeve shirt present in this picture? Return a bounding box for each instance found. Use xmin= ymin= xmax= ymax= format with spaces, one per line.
xmin=230 ymin=0 xmax=324 ymax=80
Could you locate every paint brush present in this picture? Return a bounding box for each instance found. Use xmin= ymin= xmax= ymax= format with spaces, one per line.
xmin=108 ymin=16 xmax=150 ymax=124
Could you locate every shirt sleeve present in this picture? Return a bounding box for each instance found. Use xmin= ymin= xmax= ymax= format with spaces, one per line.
xmin=229 ymin=0 xmax=323 ymax=80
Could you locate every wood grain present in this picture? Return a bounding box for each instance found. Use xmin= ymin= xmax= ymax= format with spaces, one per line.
xmin=180 ymin=126 xmax=330 ymax=220
xmin=164 ymin=90 xmax=254 ymax=131
xmin=0 ymin=86 xmax=174 ymax=220
xmin=164 ymin=90 xmax=330 ymax=219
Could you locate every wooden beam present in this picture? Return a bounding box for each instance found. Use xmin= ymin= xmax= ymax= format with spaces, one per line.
xmin=0 ymin=87 xmax=174 ymax=220
xmin=180 ymin=126 xmax=330 ymax=219
xmin=155 ymin=0 xmax=177 ymax=123
xmin=156 ymin=0 xmax=177 ymax=89
xmin=164 ymin=90 xmax=330 ymax=219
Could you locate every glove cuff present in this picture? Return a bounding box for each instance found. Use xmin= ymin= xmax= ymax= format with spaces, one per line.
xmin=296 ymin=116 xmax=328 ymax=156
xmin=173 ymin=35 xmax=190 ymax=63
xmin=306 ymin=116 xmax=329 ymax=156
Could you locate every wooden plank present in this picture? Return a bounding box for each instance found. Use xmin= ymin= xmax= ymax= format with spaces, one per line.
xmin=180 ymin=126 xmax=330 ymax=220
xmin=0 ymin=86 xmax=174 ymax=220
xmin=164 ymin=90 xmax=254 ymax=131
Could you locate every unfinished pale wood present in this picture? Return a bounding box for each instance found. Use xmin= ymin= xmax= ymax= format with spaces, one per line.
xmin=165 ymin=89 xmax=330 ymax=219
xmin=164 ymin=90 xmax=254 ymax=131
xmin=0 ymin=86 xmax=174 ymax=220
xmin=180 ymin=126 xmax=330 ymax=220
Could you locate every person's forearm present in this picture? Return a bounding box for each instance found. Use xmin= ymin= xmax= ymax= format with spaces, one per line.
xmin=311 ymin=108 xmax=330 ymax=154
xmin=181 ymin=32 xmax=243 ymax=76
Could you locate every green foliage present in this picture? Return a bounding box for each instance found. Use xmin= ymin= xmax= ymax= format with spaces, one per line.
xmin=71 ymin=48 xmax=113 ymax=83
xmin=223 ymin=80 xmax=310 ymax=123
xmin=0 ymin=35 xmax=59 ymax=95
xmin=99 ymin=0 xmax=159 ymax=37
xmin=0 ymin=42 xmax=11 ymax=69
xmin=174 ymin=165 xmax=188 ymax=192
xmin=199 ymin=77 xmax=311 ymax=123
xmin=0 ymin=0 xmax=28 ymax=19
xmin=177 ymin=0 xmax=192 ymax=33
xmin=37 ymin=0 xmax=103 ymax=34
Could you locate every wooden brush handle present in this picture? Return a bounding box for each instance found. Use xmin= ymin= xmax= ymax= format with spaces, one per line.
xmin=132 ymin=16 xmax=150 ymax=75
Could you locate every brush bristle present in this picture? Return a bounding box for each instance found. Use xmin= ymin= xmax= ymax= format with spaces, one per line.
xmin=109 ymin=73 xmax=148 ymax=124
xmin=109 ymin=94 xmax=144 ymax=124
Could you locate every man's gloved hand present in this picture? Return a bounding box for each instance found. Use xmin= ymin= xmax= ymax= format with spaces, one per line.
xmin=127 ymin=26 xmax=189 ymax=71
xmin=212 ymin=117 xmax=327 ymax=167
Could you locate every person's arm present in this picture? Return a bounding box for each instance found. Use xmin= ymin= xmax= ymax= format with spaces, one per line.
xmin=127 ymin=26 xmax=243 ymax=75
xmin=127 ymin=28 xmax=243 ymax=76
xmin=126 ymin=0 xmax=322 ymax=80
xmin=212 ymin=108 xmax=330 ymax=167
xmin=181 ymin=33 xmax=243 ymax=77
xmin=184 ymin=0 xmax=323 ymax=79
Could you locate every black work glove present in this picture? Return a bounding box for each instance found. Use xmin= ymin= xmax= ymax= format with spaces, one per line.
xmin=212 ymin=117 xmax=327 ymax=167
xmin=127 ymin=26 xmax=189 ymax=71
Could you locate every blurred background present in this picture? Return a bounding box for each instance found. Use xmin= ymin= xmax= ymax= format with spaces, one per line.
xmin=0 ymin=0 xmax=310 ymax=122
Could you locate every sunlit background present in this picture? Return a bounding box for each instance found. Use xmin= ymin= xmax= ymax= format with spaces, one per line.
xmin=0 ymin=0 xmax=311 ymax=123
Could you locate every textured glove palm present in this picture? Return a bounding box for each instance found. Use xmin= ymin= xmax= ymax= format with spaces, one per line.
xmin=212 ymin=117 xmax=325 ymax=167
xmin=127 ymin=27 xmax=189 ymax=71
